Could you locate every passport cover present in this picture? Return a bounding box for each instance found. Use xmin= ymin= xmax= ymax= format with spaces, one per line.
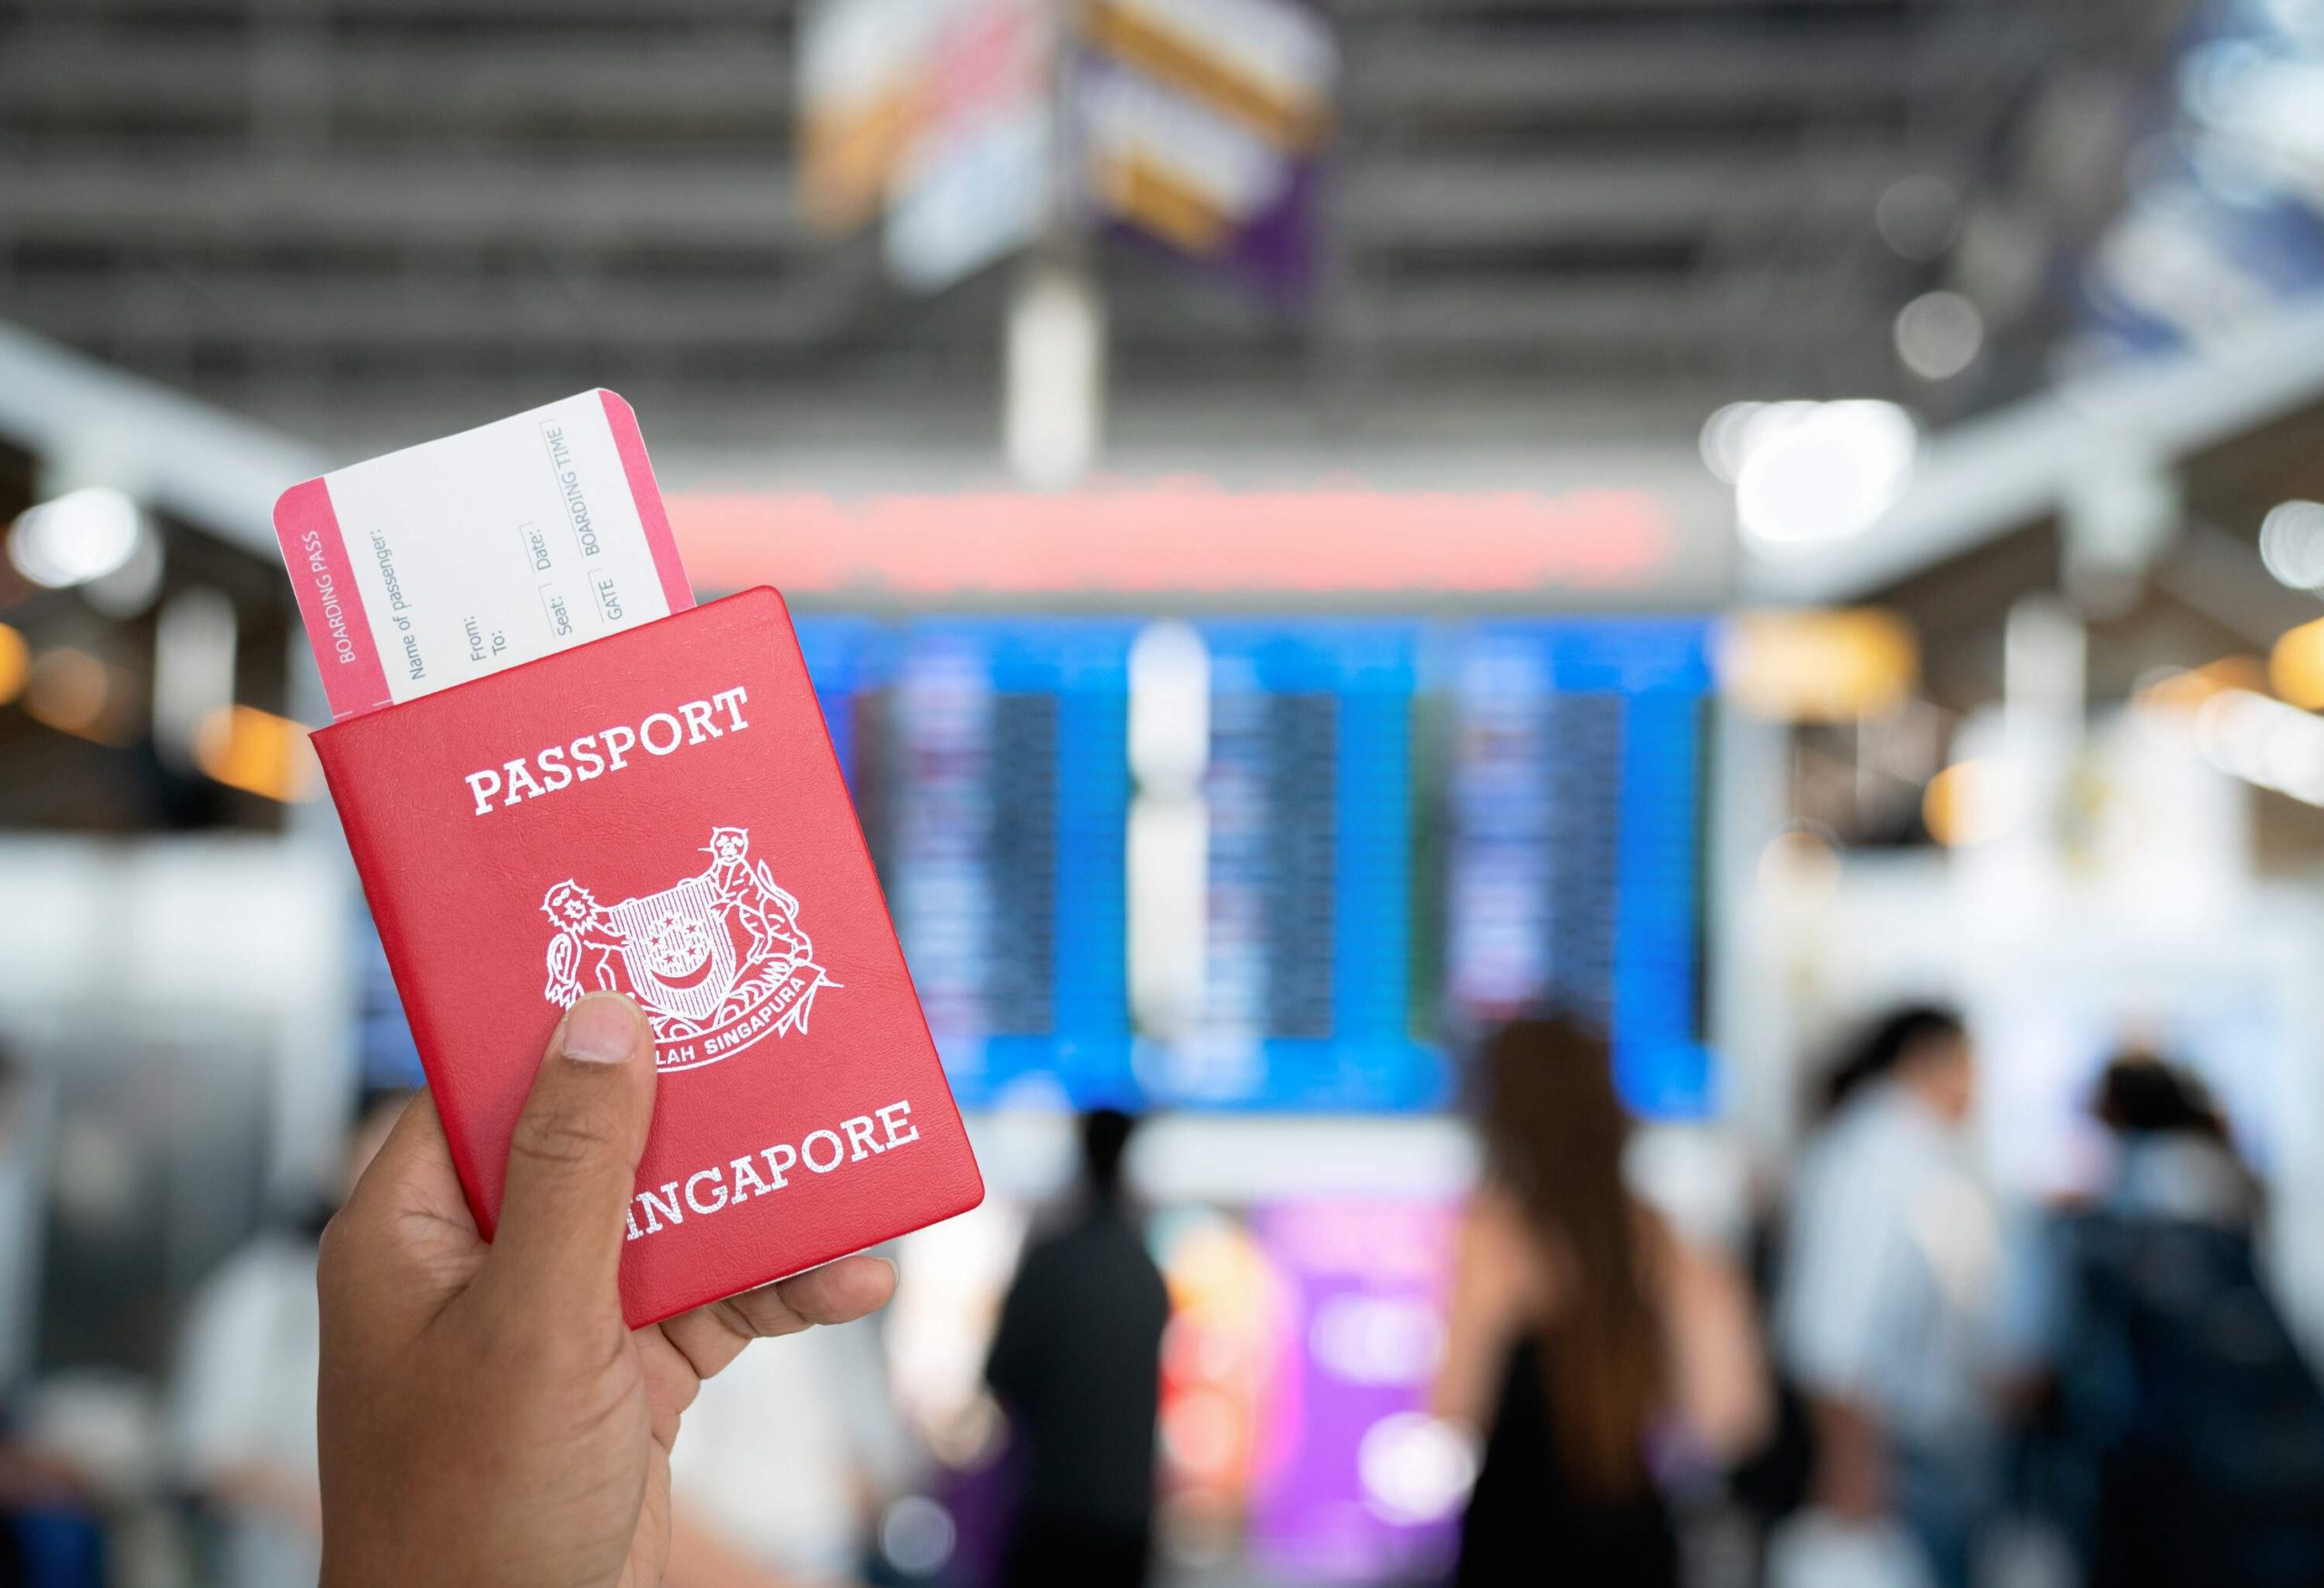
xmin=314 ymin=587 xmax=982 ymax=1326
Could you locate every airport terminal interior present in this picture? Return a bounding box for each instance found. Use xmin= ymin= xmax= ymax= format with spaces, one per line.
xmin=7 ymin=0 xmax=2324 ymax=1583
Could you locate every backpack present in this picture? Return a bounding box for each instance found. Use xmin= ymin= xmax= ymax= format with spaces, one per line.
xmin=2052 ymin=1208 xmax=2324 ymax=1587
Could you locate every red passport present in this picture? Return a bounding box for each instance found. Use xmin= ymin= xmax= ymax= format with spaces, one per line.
xmin=314 ymin=588 xmax=982 ymax=1326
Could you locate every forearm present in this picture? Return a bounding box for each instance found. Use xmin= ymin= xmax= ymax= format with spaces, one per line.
xmin=1806 ymin=1395 xmax=1888 ymax=1520
xmin=1661 ymin=1242 xmax=1771 ymax=1460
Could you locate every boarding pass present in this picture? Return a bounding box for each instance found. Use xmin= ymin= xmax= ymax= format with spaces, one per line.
xmin=273 ymin=390 xmax=694 ymax=721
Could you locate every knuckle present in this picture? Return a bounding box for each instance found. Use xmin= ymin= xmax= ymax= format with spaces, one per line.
xmin=716 ymin=1292 xmax=799 ymax=1343
xmin=315 ymin=1209 xmax=357 ymax=1287
xmin=509 ymin=1095 xmax=622 ymax=1173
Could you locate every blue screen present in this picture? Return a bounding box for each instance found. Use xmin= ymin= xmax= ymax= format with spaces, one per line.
xmin=798 ymin=615 xmax=1713 ymax=1119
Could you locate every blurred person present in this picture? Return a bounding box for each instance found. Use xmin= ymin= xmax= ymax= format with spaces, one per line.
xmin=171 ymin=1086 xmax=405 ymax=1588
xmin=2024 ymin=1052 xmax=2324 ymax=1588
xmin=0 ymin=1047 xmax=50 ymax=1406
xmin=1434 ymin=1014 xmax=1769 ymax=1588
xmin=0 ymin=1043 xmax=93 ymax=1586
xmin=1777 ymin=1005 xmax=1995 ymax=1588
xmin=984 ymin=1110 xmax=1169 ymax=1588
xmin=316 ymin=992 xmax=896 ymax=1586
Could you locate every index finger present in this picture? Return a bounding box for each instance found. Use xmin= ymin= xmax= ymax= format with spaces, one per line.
xmin=327 ymin=1091 xmax=487 ymax=1300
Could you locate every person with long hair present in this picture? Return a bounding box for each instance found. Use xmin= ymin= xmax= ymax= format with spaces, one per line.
xmin=1434 ymin=1014 xmax=1769 ymax=1585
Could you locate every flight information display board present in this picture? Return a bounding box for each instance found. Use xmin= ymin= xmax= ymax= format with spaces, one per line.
xmin=356 ymin=616 xmax=1712 ymax=1117
xmin=808 ymin=615 xmax=1712 ymax=1118
xmin=848 ymin=620 xmax=1141 ymax=1109
xmin=1435 ymin=622 xmax=1711 ymax=1116
xmin=1145 ymin=625 xmax=1437 ymax=1110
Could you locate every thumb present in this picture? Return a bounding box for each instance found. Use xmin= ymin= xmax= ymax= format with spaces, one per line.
xmin=487 ymin=992 xmax=657 ymax=1314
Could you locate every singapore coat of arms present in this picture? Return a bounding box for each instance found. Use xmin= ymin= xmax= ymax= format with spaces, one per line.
xmin=540 ymin=826 xmax=836 ymax=1072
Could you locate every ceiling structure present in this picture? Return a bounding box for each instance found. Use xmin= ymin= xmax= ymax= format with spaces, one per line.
xmin=0 ymin=0 xmax=2191 ymax=463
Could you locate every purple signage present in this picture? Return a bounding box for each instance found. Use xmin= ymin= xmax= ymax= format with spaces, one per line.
xmin=1248 ymin=1199 xmax=1464 ymax=1583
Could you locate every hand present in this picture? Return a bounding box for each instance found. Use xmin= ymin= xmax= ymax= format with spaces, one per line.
xmin=316 ymin=992 xmax=896 ymax=1588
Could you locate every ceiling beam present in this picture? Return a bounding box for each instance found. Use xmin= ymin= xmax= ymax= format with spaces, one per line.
xmin=0 ymin=35 xmax=795 ymax=124
xmin=0 ymin=156 xmax=809 ymax=249
xmin=1746 ymin=295 xmax=2324 ymax=602
xmin=1347 ymin=28 xmax=1934 ymax=118
xmin=15 ymin=0 xmax=803 ymax=20
xmin=1 ymin=27 xmax=1942 ymax=129
xmin=5 ymin=269 xmax=1895 ymax=357
xmin=1342 ymin=148 xmax=1915 ymax=246
xmin=0 ymin=142 xmax=1919 ymax=254
xmin=0 ymin=321 xmax=317 ymax=556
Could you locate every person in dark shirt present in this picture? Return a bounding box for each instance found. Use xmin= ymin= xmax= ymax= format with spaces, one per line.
xmin=1437 ymin=1015 xmax=1768 ymax=1587
xmin=2027 ymin=1053 xmax=2324 ymax=1588
xmin=984 ymin=1110 xmax=1172 ymax=1588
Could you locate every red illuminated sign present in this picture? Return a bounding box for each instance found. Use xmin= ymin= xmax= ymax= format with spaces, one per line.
xmin=669 ymin=483 xmax=1679 ymax=602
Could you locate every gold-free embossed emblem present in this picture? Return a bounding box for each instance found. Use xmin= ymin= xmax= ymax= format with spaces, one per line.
xmin=540 ymin=826 xmax=837 ymax=1072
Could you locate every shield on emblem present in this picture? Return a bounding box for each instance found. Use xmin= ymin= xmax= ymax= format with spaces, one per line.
xmin=607 ymin=874 xmax=739 ymax=1022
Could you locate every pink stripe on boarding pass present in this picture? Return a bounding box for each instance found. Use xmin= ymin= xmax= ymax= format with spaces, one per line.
xmin=273 ymin=478 xmax=395 ymax=720
xmin=599 ymin=390 xmax=695 ymax=616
